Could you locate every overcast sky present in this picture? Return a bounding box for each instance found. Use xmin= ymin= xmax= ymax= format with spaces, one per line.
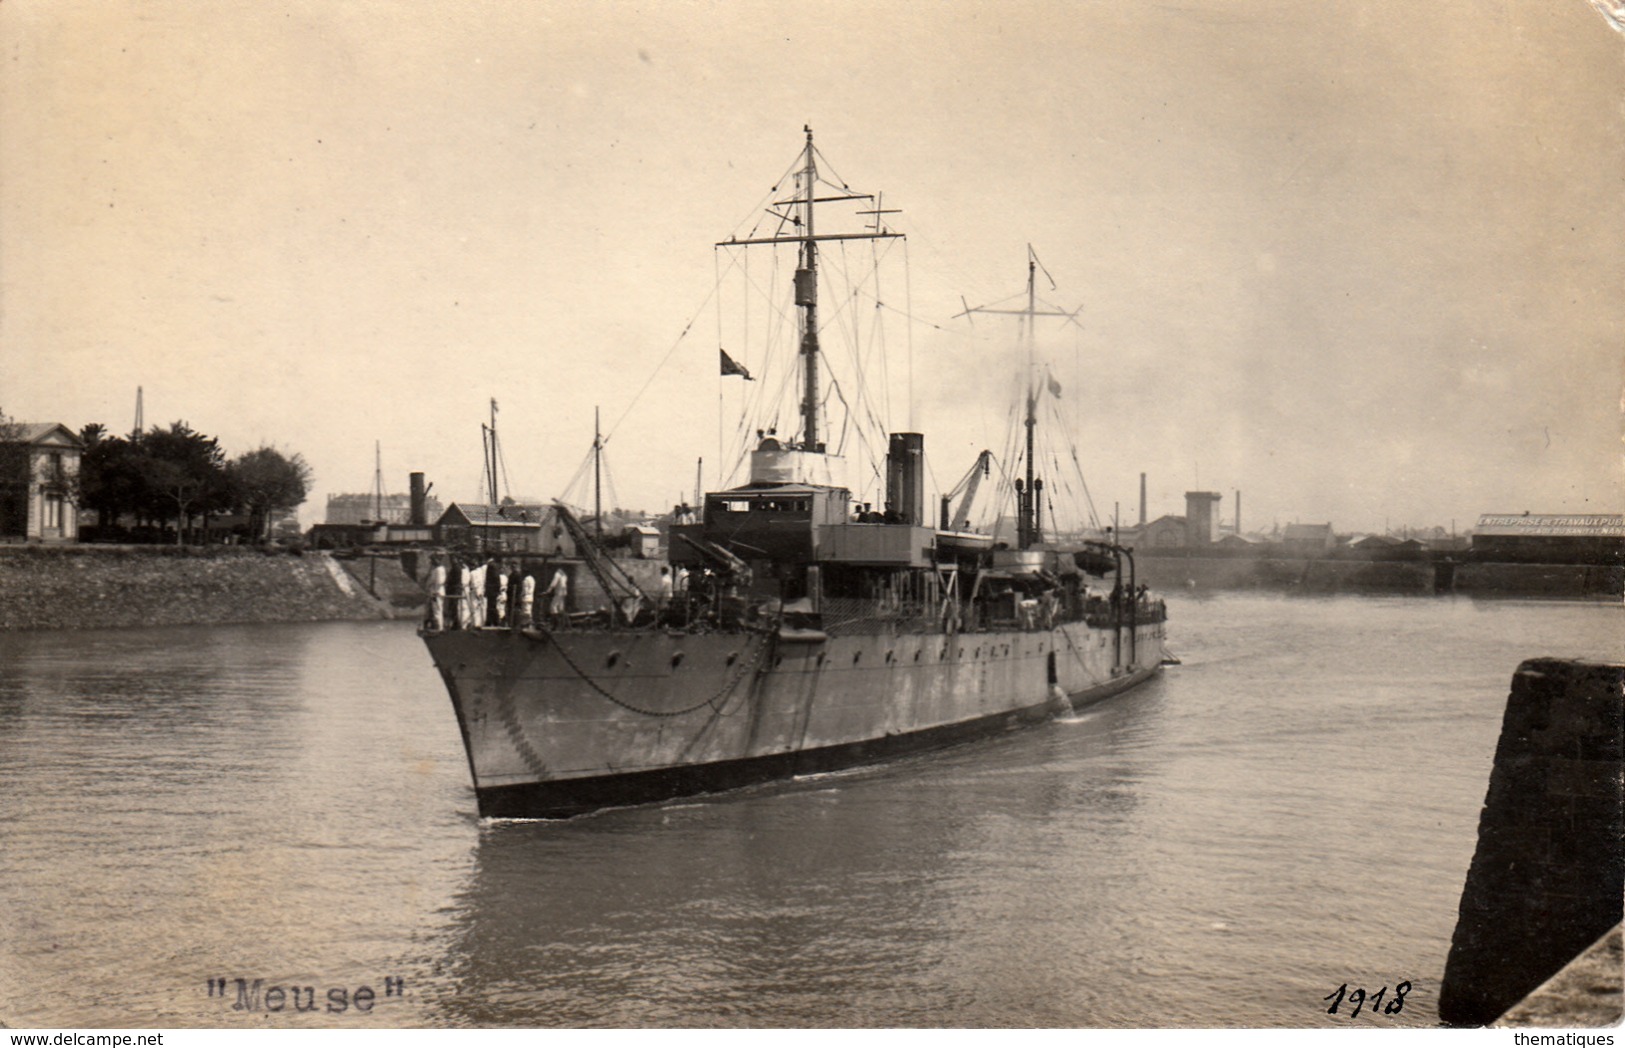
xmin=2 ymin=0 xmax=1620 ymax=534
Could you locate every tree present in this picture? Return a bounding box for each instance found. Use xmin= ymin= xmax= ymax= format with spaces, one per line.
xmin=137 ymin=421 xmax=231 ymax=543
xmin=229 ymin=446 xmax=312 ymax=542
xmin=0 ymin=408 xmax=29 ymax=537
xmin=74 ymin=424 xmax=131 ymax=528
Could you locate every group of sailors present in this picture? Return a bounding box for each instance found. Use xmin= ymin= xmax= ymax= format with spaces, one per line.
xmin=423 ymin=552 xmax=1165 ymax=635
xmin=1085 ymin=581 xmax=1166 ymax=623
xmin=424 ymin=555 xmax=571 ymax=632
xmin=425 ymin=555 xmax=705 ymax=632
xmin=851 ymin=501 xmax=904 ymax=524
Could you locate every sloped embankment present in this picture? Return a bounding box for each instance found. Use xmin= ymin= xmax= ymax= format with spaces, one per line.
xmin=0 ymin=546 xmax=393 ymax=631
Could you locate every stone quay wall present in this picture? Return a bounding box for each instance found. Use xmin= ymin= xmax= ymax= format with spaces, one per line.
xmin=1438 ymin=658 xmax=1624 ymax=1027
xmin=1132 ymin=553 xmax=1621 ymax=598
xmin=0 ymin=545 xmax=393 ymax=631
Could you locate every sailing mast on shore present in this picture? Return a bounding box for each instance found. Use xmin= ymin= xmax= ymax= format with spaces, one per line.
xmin=480 ymin=397 xmax=510 ymax=508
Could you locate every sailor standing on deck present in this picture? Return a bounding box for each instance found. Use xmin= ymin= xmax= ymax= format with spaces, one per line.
xmin=457 ymin=560 xmax=474 ymax=628
xmin=544 ymin=566 xmax=569 ymax=628
xmin=517 ymin=569 xmax=536 ymax=629
xmin=426 ymin=556 xmax=447 ymax=631
xmin=469 ymin=560 xmax=487 ymax=628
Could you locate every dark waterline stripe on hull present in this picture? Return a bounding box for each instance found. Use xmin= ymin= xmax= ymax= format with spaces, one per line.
xmin=473 ymin=664 xmax=1160 ymax=819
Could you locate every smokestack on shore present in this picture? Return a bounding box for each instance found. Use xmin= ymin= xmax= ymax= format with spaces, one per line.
xmin=410 ymin=472 xmax=428 ymax=526
xmin=1139 ymin=473 xmax=1147 ymax=526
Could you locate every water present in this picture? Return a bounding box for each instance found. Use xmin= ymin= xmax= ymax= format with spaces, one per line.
xmin=0 ymin=594 xmax=1617 ymax=1028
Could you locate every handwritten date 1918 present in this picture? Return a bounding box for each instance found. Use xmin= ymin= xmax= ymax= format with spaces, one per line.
xmin=1324 ymin=981 xmax=1411 ymax=1018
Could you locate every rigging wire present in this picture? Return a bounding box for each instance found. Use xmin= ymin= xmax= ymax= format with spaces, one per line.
xmin=1040 ymin=393 xmax=1099 ymax=532
xmin=727 ymin=151 xmax=814 ymax=244
xmin=700 ymin=139 xmax=916 ymax=497
xmin=591 ymin=139 xmax=913 ymax=508
xmin=557 ymin=439 xmax=623 ymax=520
xmin=603 ymin=255 xmax=738 ymax=446
xmin=601 ymin=146 xmax=802 ymax=463
xmin=714 ymin=246 xmax=725 ymax=475
xmin=904 ymin=238 xmax=916 ymax=431
xmin=602 ymin=444 xmax=621 ymax=518
xmin=718 ymin=231 xmax=904 ymax=491
xmin=559 ymin=445 xmax=595 ymax=510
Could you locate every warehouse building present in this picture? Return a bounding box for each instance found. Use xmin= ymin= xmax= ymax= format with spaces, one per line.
xmin=1470 ymin=514 xmax=1624 ymax=565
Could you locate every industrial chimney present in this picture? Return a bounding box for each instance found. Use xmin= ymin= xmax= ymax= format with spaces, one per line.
xmin=409 ymin=472 xmax=428 ymax=526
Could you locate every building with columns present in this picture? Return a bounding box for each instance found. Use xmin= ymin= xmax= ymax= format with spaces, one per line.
xmin=1 ymin=423 xmax=82 ymax=543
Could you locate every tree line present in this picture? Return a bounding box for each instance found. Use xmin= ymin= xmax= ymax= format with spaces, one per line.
xmin=2 ymin=411 xmax=312 ymax=544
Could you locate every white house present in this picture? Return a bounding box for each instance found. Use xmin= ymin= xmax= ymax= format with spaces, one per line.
xmin=2 ymin=423 xmax=82 ymax=542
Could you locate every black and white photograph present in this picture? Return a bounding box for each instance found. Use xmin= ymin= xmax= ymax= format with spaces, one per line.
xmin=0 ymin=0 xmax=1620 ymax=1037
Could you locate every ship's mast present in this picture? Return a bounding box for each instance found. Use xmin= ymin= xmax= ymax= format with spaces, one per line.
xmin=593 ymin=406 xmax=602 ymax=539
xmin=798 ymin=129 xmax=821 ymax=449
xmin=718 ymin=127 xmax=903 ymax=454
xmin=1023 ymin=256 xmax=1038 ymax=548
xmin=954 ymin=245 xmax=1080 ymax=550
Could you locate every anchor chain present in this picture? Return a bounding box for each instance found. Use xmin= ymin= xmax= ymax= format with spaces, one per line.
xmin=535 ymin=624 xmax=778 ymax=718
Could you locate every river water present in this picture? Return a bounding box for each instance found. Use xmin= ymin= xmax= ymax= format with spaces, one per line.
xmin=0 ymin=593 xmax=1617 ymax=1029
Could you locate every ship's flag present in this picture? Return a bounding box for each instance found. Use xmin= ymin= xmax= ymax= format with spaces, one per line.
xmin=1047 ymin=371 xmax=1062 ymax=398
xmin=721 ymin=348 xmax=754 ymax=380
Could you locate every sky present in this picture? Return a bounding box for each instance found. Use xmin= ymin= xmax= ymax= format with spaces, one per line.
xmin=2 ymin=0 xmax=1621 ymax=535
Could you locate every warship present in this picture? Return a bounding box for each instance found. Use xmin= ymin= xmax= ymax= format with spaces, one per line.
xmin=422 ymin=128 xmax=1170 ymax=819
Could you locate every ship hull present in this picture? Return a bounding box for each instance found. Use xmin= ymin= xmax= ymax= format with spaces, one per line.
xmin=425 ymin=619 xmax=1167 ymax=819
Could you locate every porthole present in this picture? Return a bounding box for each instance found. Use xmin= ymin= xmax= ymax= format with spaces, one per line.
xmin=606 ymin=651 xmax=620 ymax=668
xmin=670 ymin=653 xmax=684 ymax=668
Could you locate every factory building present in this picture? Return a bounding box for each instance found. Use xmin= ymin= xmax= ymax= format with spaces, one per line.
xmin=1470 ymin=514 xmax=1624 ymax=565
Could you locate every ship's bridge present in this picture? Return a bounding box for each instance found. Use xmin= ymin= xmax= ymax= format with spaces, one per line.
xmin=748 ymin=437 xmax=845 ymax=488
xmin=668 ymin=482 xmax=851 ymax=567
xmin=668 ymin=431 xmax=993 ymax=572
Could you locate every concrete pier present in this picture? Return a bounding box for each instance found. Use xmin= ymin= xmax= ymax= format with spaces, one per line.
xmin=1494 ymin=925 xmax=1622 ymax=1027
xmin=1438 ymin=658 xmax=1624 ymax=1027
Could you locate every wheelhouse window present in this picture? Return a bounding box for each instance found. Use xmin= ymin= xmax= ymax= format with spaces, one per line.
xmin=756 ymin=498 xmax=810 ymax=513
xmin=707 ymin=496 xmax=812 ymax=517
